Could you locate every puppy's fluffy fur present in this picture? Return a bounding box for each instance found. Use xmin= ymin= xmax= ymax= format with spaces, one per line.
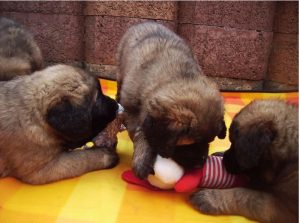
xmin=117 ymin=22 xmax=226 ymax=179
xmin=190 ymin=100 xmax=298 ymax=223
xmin=0 ymin=65 xmax=119 ymax=184
xmin=0 ymin=17 xmax=43 ymax=80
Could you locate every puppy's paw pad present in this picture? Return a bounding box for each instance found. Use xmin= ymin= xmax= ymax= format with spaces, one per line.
xmin=189 ymin=190 xmax=221 ymax=215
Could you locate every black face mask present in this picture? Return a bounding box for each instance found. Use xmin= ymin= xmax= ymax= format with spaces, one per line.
xmin=92 ymin=94 xmax=118 ymax=136
xmin=171 ymin=142 xmax=209 ymax=170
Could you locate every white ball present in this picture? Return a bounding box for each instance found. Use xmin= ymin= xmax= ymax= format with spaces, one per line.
xmin=147 ymin=155 xmax=184 ymax=189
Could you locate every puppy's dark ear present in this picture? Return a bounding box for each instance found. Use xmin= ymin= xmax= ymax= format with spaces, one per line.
xmin=217 ymin=120 xmax=227 ymax=139
xmin=47 ymin=98 xmax=91 ymax=140
xmin=237 ymin=120 xmax=277 ymax=169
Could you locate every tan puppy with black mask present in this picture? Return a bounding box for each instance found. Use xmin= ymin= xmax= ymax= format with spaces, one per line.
xmin=190 ymin=100 xmax=298 ymax=223
xmin=0 ymin=64 xmax=119 ymax=184
xmin=117 ymin=22 xmax=226 ymax=179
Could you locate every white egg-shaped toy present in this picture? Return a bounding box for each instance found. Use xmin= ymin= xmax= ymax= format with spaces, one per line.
xmin=147 ymin=155 xmax=184 ymax=189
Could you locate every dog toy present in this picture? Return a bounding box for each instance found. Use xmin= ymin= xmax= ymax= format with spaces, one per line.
xmin=77 ymin=103 xmax=125 ymax=150
xmin=147 ymin=155 xmax=184 ymax=189
xmin=122 ymin=155 xmax=248 ymax=192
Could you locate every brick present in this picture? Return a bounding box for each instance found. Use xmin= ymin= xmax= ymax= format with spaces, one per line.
xmin=84 ymin=63 xmax=117 ymax=80
xmin=178 ymin=1 xmax=196 ymax=23
xmin=178 ymin=24 xmax=273 ymax=80
xmin=45 ymin=61 xmax=83 ymax=69
xmin=0 ymin=1 xmax=83 ymax=15
xmin=1 ymin=12 xmax=84 ymax=62
xmin=264 ymin=80 xmax=298 ymax=91
xmin=177 ymin=24 xmax=195 ymax=48
xmin=191 ymin=2 xmax=275 ymax=31
xmin=273 ymin=1 xmax=298 ymax=34
xmin=267 ymin=33 xmax=298 ymax=86
xmin=263 ymin=80 xmax=299 ymax=92
xmin=210 ymin=77 xmax=263 ymax=91
xmin=85 ymin=16 xmax=176 ymax=65
xmin=84 ymin=2 xmax=177 ymax=21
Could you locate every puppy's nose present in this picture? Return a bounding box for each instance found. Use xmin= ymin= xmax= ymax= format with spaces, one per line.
xmin=223 ymin=148 xmax=241 ymax=174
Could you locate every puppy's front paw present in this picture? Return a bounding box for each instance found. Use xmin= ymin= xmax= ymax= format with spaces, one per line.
xmin=189 ymin=189 xmax=222 ymax=215
xmin=102 ymin=150 xmax=119 ymax=169
xmin=133 ymin=160 xmax=154 ymax=179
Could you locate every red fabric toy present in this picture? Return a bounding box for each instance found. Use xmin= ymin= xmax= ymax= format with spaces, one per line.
xmin=122 ymin=155 xmax=248 ymax=192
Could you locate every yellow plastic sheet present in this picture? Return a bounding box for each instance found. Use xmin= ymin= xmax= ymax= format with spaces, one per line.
xmin=0 ymin=79 xmax=297 ymax=223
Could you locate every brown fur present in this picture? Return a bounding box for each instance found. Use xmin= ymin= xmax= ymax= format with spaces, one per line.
xmin=116 ymin=22 xmax=226 ymax=179
xmin=190 ymin=100 xmax=298 ymax=223
xmin=0 ymin=17 xmax=43 ymax=81
xmin=0 ymin=64 xmax=119 ymax=184
xmin=93 ymin=114 xmax=125 ymax=149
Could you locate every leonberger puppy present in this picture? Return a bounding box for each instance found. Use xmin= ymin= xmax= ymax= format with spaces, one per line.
xmin=0 ymin=64 xmax=119 ymax=184
xmin=190 ymin=99 xmax=298 ymax=223
xmin=116 ymin=22 xmax=226 ymax=179
xmin=0 ymin=17 xmax=43 ymax=81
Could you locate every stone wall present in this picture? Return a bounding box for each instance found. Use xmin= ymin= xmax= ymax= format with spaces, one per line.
xmin=0 ymin=1 xmax=298 ymax=91
xmin=266 ymin=1 xmax=298 ymax=90
xmin=83 ymin=2 xmax=177 ymax=79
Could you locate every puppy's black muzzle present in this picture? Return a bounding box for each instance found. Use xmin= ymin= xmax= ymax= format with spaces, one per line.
xmin=223 ymin=145 xmax=242 ymax=174
xmin=172 ymin=142 xmax=208 ymax=170
xmin=92 ymin=94 xmax=119 ymax=135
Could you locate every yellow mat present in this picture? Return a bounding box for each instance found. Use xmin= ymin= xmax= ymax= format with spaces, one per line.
xmin=0 ymin=79 xmax=298 ymax=223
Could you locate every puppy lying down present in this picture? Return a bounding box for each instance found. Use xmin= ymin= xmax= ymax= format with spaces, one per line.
xmin=0 ymin=65 xmax=120 ymax=184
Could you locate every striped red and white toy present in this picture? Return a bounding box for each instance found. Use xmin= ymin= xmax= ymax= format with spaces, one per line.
xmin=122 ymin=155 xmax=248 ymax=192
xmin=174 ymin=156 xmax=248 ymax=192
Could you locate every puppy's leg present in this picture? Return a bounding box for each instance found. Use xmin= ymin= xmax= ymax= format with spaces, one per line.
xmin=132 ymin=129 xmax=156 ymax=179
xmin=189 ymin=188 xmax=295 ymax=223
xmin=122 ymin=110 xmax=140 ymax=141
xmin=21 ymin=148 xmax=119 ymax=185
xmin=122 ymin=112 xmax=155 ymax=179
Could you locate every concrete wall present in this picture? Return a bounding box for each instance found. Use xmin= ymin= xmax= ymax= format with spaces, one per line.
xmin=0 ymin=1 xmax=298 ymax=91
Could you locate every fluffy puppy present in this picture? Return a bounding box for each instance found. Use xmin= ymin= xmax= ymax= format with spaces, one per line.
xmin=0 ymin=17 xmax=43 ymax=81
xmin=116 ymin=22 xmax=226 ymax=179
xmin=0 ymin=64 xmax=119 ymax=184
xmin=190 ymin=100 xmax=298 ymax=223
